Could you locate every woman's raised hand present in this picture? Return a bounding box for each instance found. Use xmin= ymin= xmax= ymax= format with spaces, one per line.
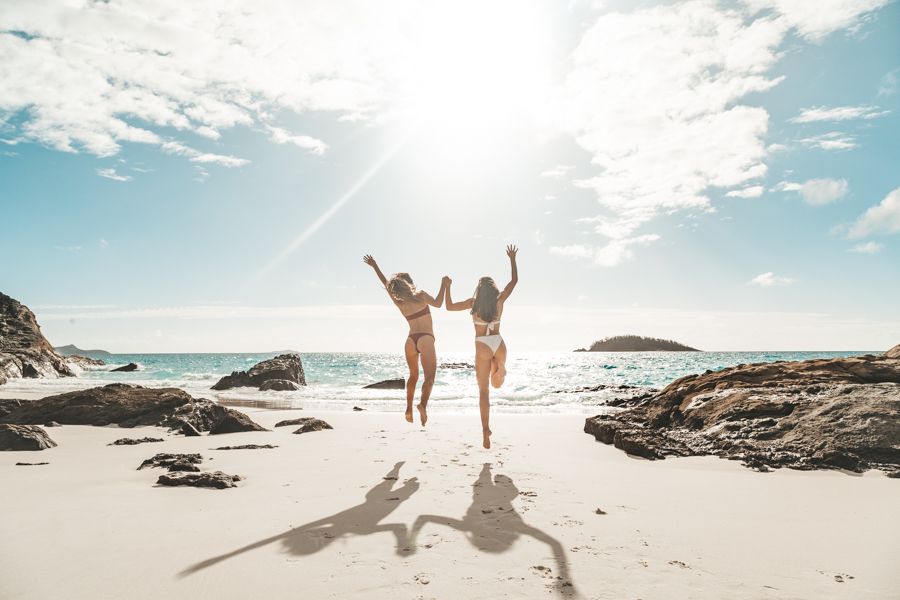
xmin=442 ymin=275 xmax=452 ymax=286
xmin=363 ymin=254 xmax=377 ymax=267
xmin=506 ymin=244 xmax=518 ymax=259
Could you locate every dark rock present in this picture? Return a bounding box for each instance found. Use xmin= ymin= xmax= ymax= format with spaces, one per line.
xmin=43 ymin=421 xmax=61 ymax=427
xmin=16 ymin=461 xmax=49 ymax=466
xmin=293 ymin=418 xmax=333 ymax=434
xmin=138 ymin=453 xmax=203 ymax=472
xmin=109 ymin=437 xmax=164 ymax=446
xmin=353 ymin=406 xmax=365 ymax=411
xmin=0 ymin=399 xmax=23 ymax=419
xmin=213 ymin=444 xmax=278 ymax=450
xmin=275 ymin=417 xmax=318 ymax=428
xmin=180 ymin=421 xmax=202 ymax=437
xmin=258 ymin=379 xmax=301 ymax=391
xmin=211 ymin=354 xmax=306 ymax=390
xmin=0 ymin=383 xmax=264 ymax=436
xmin=157 ymin=471 xmax=241 ymax=489
xmin=208 ymin=404 xmax=268 ymax=434
xmin=0 ymin=292 xmax=75 ymax=384
xmin=111 ymin=362 xmax=139 ymax=372
xmin=584 ymin=350 xmax=900 ymax=474
xmin=364 ymin=378 xmax=405 ymax=389
xmin=0 ymin=424 xmax=57 ymax=451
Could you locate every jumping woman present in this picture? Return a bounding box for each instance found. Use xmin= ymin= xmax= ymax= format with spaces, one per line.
xmin=364 ymin=255 xmax=447 ymax=425
xmin=445 ymin=245 xmax=518 ymax=449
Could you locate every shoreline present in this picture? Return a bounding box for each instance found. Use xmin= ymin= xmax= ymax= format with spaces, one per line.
xmin=2 ymin=409 xmax=898 ymax=599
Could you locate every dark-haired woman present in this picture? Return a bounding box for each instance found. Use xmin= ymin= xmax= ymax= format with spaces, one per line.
xmin=364 ymin=255 xmax=447 ymax=425
xmin=445 ymin=245 xmax=518 ymax=449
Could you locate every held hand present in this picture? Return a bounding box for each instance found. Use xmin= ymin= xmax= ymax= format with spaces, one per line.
xmin=363 ymin=254 xmax=377 ymax=268
xmin=506 ymin=244 xmax=518 ymax=259
xmin=442 ymin=275 xmax=452 ymax=286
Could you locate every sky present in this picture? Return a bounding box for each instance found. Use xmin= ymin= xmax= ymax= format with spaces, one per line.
xmin=1 ymin=0 xmax=898 ymax=353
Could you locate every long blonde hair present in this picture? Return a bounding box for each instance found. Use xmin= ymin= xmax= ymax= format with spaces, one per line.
xmin=471 ymin=277 xmax=499 ymax=321
xmin=387 ymin=272 xmax=416 ymax=303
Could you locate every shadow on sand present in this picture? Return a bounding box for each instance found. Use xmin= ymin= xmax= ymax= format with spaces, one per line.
xmin=179 ymin=462 xmax=575 ymax=595
xmin=413 ymin=463 xmax=576 ymax=595
xmin=178 ymin=461 xmax=419 ymax=577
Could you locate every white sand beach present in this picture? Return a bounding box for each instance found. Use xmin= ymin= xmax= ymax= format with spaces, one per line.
xmin=2 ymin=409 xmax=897 ymax=600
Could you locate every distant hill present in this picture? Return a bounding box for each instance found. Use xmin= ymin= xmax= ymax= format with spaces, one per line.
xmin=55 ymin=344 xmax=112 ymax=358
xmin=575 ymin=335 xmax=700 ymax=352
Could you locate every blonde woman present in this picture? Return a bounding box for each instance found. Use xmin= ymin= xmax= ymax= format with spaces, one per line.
xmin=445 ymin=245 xmax=518 ymax=448
xmin=364 ymin=255 xmax=447 ymax=425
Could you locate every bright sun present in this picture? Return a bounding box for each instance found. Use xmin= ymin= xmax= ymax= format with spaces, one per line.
xmin=392 ymin=1 xmax=558 ymax=161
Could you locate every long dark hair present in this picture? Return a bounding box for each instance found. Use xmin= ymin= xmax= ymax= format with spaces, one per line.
xmin=387 ymin=272 xmax=416 ymax=303
xmin=471 ymin=277 xmax=500 ymax=322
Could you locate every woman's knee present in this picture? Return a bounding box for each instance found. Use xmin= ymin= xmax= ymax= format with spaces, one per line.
xmin=407 ymin=372 xmax=420 ymax=385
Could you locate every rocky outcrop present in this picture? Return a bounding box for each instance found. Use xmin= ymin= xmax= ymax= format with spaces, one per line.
xmin=292 ymin=418 xmax=333 ymax=434
xmin=0 ymin=383 xmax=266 ymax=435
xmin=0 ymin=292 xmax=74 ymax=385
xmin=65 ymin=355 xmax=106 ymax=370
xmin=111 ymin=362 xmax=139 ymax=372
xmin=0 ymin=399 xmax=23 ymax=419
xmin=157 ymin=471 xmax=241 ymax=489
xmin=138 ymin=453 xmax=203 ymax=472
xmin=886 ymin=344 xmax=900 ymax=359
xmin=109 ymin=437 xmax=164 ymax=446
xmin=364 ymin=378 xmax=405 ymax=389
xmin=259 ymin=379 xmax=301 ymax=391
xmin=211 ymin=354 xmax=306 ymax=391
xmin=584 ymin=350 xmax=900 ymax=474
xmin=0 ymin=424 xmax=57 ymax=451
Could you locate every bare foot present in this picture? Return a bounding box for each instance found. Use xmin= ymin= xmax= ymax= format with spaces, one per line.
xmin=405 ymin=408 xmax=414 ymax=423
xmin=417 ymin=403 xmax=428 ymax=426
xmin=482 ymin=429 xmax=492 ymax=449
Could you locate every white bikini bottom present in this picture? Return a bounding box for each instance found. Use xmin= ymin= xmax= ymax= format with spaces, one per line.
xmin=475 ymin=334 xmax=504 ymax=355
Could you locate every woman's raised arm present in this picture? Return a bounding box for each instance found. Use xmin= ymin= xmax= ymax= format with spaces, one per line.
xmin=500 ymin=245 xmax=518 ymax=300
xmin=444 ymin=277 xmax=474 ymax=311
xmin=363 ymin=254 xmax=388 ymax=286
xmin=416 ymin=277 xmax=448 ymax=308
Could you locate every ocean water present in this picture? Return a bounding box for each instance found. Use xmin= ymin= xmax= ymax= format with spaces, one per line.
xmin=1 ymin=351 xmax=867 ymax=414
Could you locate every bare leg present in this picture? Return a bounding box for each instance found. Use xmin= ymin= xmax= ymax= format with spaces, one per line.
xmin=491 ymin=340 xmax=507 ymax=389
xmin=403 ymin=337 xmax=419 ymax=423
xmin=416 ymin=336 xmax=437 ymax=426
xmin=475 ymin=342 xmax=493 ymax=449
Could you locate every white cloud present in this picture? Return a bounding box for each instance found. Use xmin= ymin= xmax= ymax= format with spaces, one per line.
xmin=726 ymin=185 xmax=765 ymax=198
xmin=160 ymin=141 xmax=248 ymax=168
xmin=96 ymin=168 xmax=132 ymax=182
xmin=790 ymin=105 xmax=889 ymax=123
xmin=749 ymin=271 xmax=794 ymax=286
xmin=849 ymin=241 xmax=882 ymax=254
xmin=798 ymin=132 xmax=857 ymax=150
xmin=98 ymin=238 xmax=109 ymax=249
xmin=540 ymin=165 xmax=574 ymax=178
xmin=267 ymin=126 xmax=328 ymax=155
xmin=550 ymin=233 xmax=659 ymax=267
xmin=878 ymin=68 xmax=900 ymax=97
xmin=776 ymin=178 xmax=848 ymax=205
xmin=742 ymin=0 xmax=890 ymax=41
xmin=848 ymin=187 xmax=900 ymax=238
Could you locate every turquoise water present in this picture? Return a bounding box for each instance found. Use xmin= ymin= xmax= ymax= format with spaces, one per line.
xmin=6 ymin=350 xmax=865 ymax=413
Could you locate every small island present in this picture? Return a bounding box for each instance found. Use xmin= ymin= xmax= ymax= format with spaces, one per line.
xmin=575 ymin=335 xmax=700 ymax=352
xmin=55 ymin=344 xmax=112 ymax=359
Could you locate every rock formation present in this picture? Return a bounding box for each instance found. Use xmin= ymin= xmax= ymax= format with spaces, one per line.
xmin=109 ymin=437 xmax=164 ymax=446
xmin=0 ymin=292 xmax=74 ymax=385
xmin=364 ymin=378 xmax=405 ymax=389
xmin=259 ymin=379 xmax=302 ymax=391
xmin=157 ymin=471 xmax=241 ymax=489
xmin=111 ymin=362 xmax=139 ymax=372
xmin=0 ymin=383 xmax=266 ymax=434
xmin=584 ymin=348 xmax=900 ymax=474
xmin=576 ymin=335 xmax=699 ymax=352
xmin=138 ymin=453 xmax=203 ymax=472
xmin=292 ymin=418 xmax=333 ymax=434
xmin=211 ymin=354 xmax=306 ymax=391
xmin=65 ymin=355 xmax=106 ymax=370
xmin=0 ymin=424 xmax=57 ymax=451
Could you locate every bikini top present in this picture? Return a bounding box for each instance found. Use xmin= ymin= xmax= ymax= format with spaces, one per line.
xmin=404 ymin=306 xmax=431 ymax=322
xmin=473 ymin=318 xmax=501 ymax=335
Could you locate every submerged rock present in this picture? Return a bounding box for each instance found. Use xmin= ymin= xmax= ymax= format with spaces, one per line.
xmin=111 ymin=362 xmax=139 ymax=372
xmin=211 ymin=354 xmax=306 ymax=390
xmin=584 ymin=349 xmax=900 ymax=474
xmin=259 ymin=379 xmax=302 ymax=391
xmin=0 ymin=424 xmax=57 ymax=451
xmin=364 ymin=378 xmax=405 ymax=389
xmin=0 ymin=292 xmax=75 ymax=384
xmin=157 ymin=471 xmax=241 ymax=489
